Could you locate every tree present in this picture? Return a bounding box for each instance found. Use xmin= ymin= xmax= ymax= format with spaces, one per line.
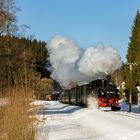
xmin=127 ymin=10 xmax=140 ymax=63
xmin=125 ymin=10 xmax=140 ymax=103
xmin=34 ymin=78 xmax=53 ymax=99
xmin=0 ymin=0 xmax=19 ymax=36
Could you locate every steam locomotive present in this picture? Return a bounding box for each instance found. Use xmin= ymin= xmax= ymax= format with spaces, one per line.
xmin=59 ymin=79 xmax=121 ymax=111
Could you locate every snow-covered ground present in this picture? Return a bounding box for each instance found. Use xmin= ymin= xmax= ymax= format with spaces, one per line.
xmin=33 ymin=100 xmax=140 ymax=140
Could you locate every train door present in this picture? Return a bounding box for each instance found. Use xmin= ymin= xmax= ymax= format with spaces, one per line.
xmin=82 ymin=84 xmax=88 ymax=105
xmin=71 ymin=88 xmax=76 ymax=104
xmin=76 ymin=86 xmax=78 ymax=104
xmin=77 ymin=86 xmax=82 ymax=104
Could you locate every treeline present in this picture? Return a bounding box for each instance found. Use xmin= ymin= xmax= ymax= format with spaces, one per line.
xmin=0 ymin=35 xmax=49 ymax=95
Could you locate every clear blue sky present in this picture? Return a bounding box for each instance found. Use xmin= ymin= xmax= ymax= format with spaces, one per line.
xmin=16 ymin=0 xmax=140 ymax=62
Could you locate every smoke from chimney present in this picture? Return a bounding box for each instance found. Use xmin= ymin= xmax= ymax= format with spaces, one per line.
xmin=47 ymin=35 xmax=122 ymax=88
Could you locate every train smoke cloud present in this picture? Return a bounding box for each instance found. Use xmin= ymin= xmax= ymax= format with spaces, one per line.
xmin=47 ymin=35 xmax=122 ymax=87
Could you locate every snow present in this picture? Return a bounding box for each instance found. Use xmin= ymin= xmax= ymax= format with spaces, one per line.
xmin=119 ymin=99 xmax=140 ymax=113
xmin=32 ymin=99 xmax=140 ymax=140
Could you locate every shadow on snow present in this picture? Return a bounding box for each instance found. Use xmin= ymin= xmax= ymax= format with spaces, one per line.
xmin=36 ymin=105 xmax=82 ymax=115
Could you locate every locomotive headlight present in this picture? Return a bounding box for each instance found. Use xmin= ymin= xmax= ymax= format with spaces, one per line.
xmin=101 ymin=92 xmax=104 ymax=95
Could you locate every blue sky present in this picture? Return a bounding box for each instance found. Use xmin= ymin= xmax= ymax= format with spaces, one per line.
xmin=16 ymin=0 xmax=140 ymax=62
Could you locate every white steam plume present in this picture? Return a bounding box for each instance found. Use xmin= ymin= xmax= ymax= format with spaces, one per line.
xmin=47 ymin=35 xmax=122 ymax=88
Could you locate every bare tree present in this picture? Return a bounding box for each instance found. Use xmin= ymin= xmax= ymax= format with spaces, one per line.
xmin=0 ymin=0 xmax=20 ymax=35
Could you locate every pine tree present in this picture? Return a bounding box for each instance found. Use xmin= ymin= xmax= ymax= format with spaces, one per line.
xmin=125 ymin=10 xmax=140 ymax=103
xmin=127 ymin=10 xmax=140 ymax=63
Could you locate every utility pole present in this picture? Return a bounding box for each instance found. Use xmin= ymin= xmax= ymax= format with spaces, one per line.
xmin=127 ymin=63 xmax=137 ymax=112
xmin=129 ymin=63 xmax=132 ymax=112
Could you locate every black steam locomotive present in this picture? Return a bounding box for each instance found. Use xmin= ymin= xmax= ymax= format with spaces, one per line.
xmin=60 ymin=79 xmax=121 ymax=111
